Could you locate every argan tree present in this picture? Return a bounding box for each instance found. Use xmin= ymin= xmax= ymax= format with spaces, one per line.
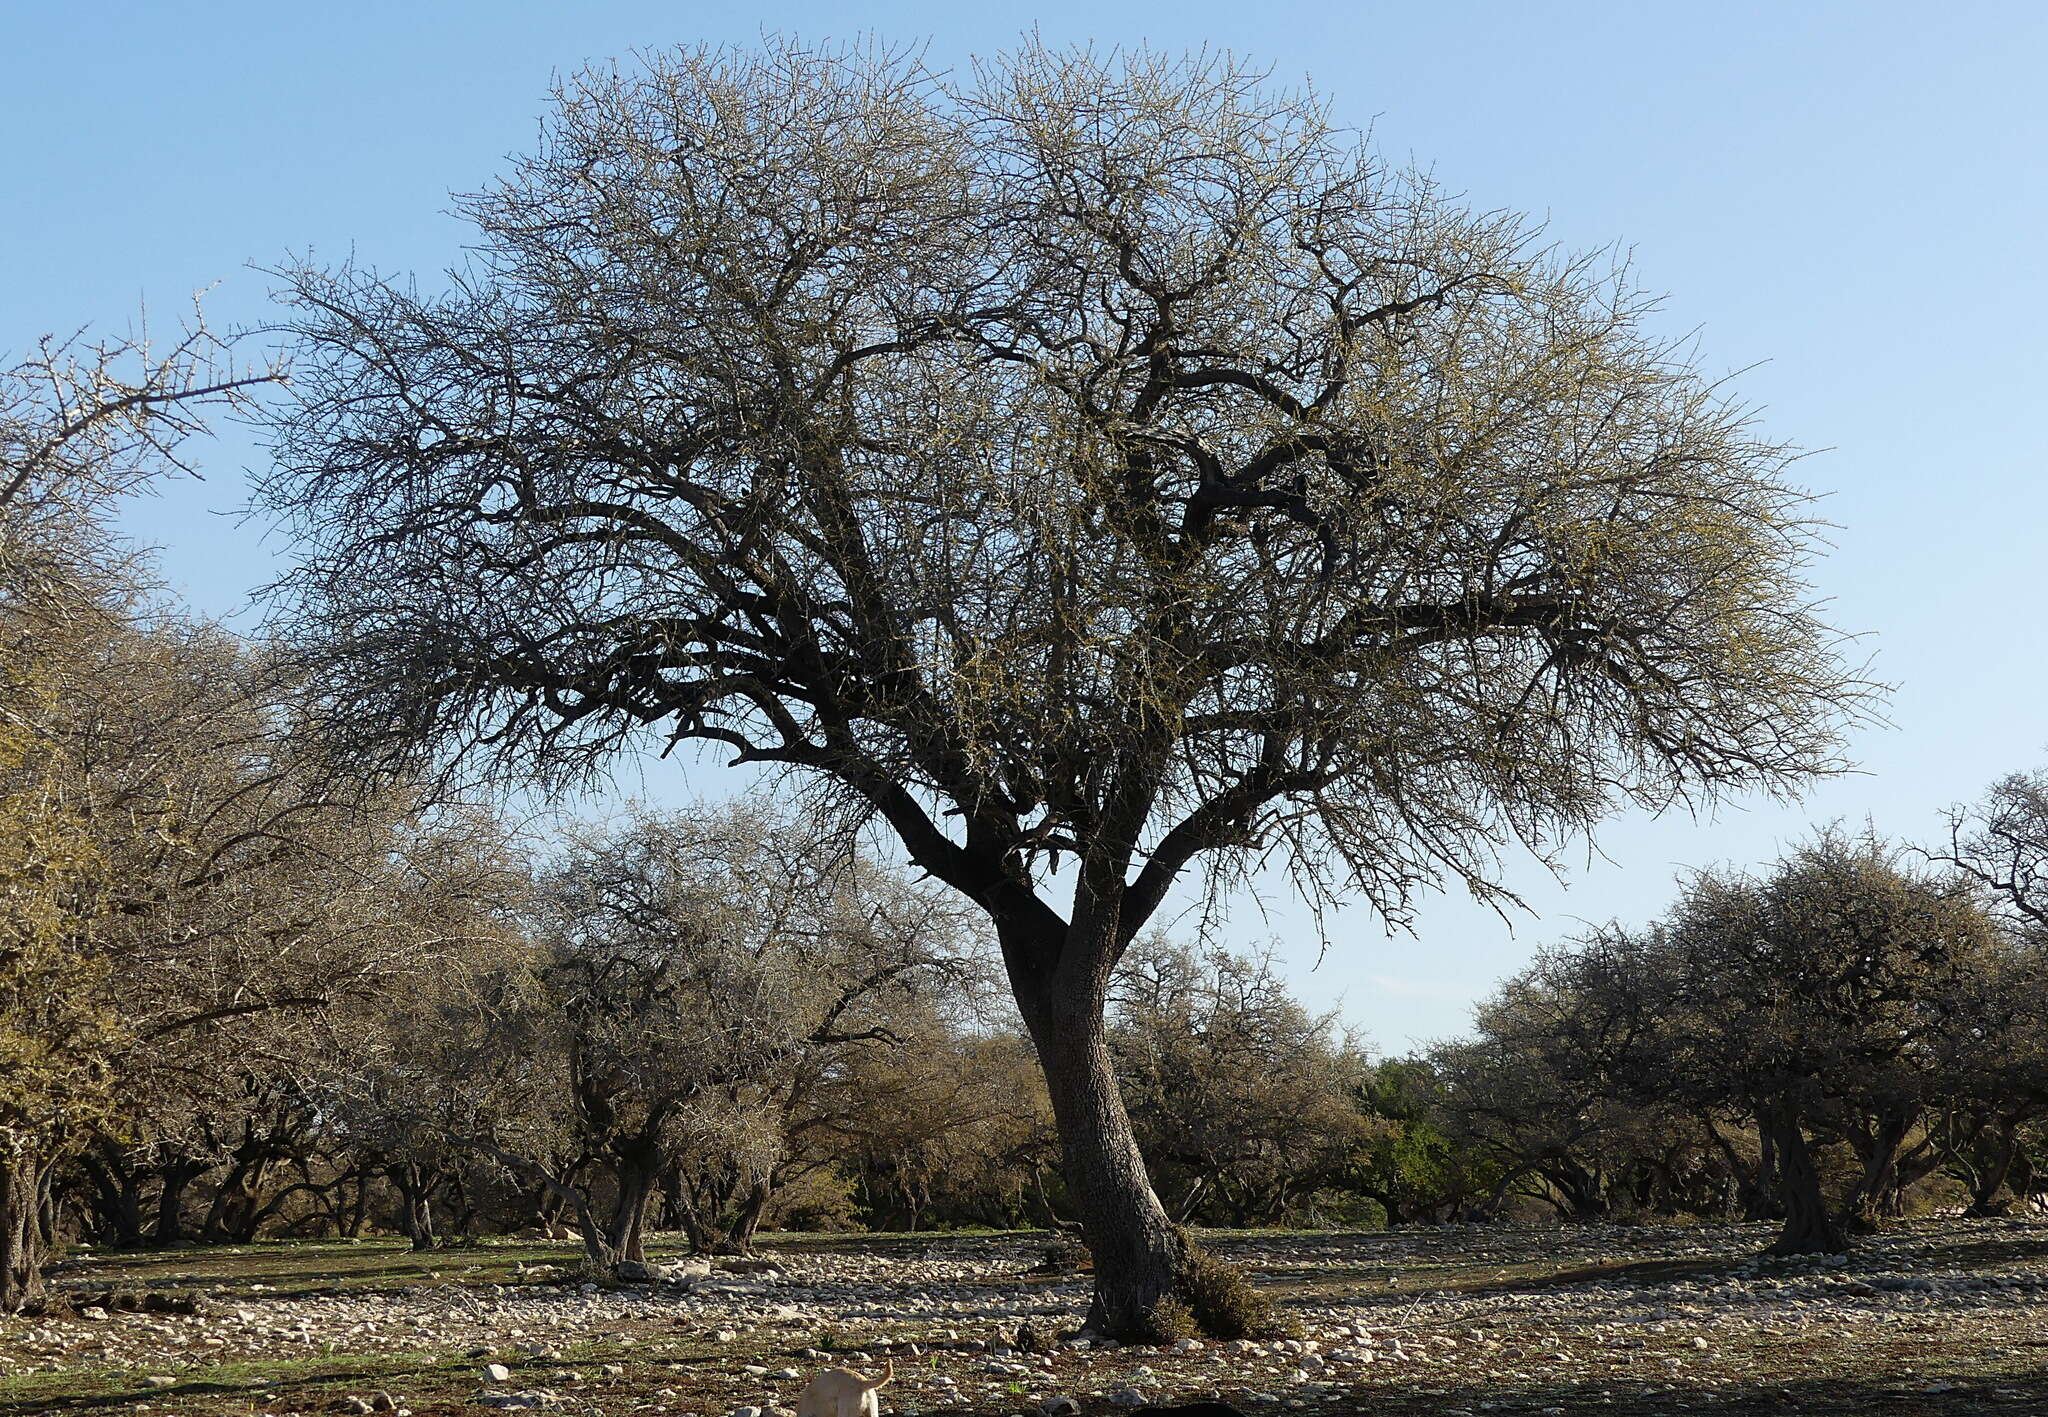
xmin=259 ymin=41 xmax=1864 ymax=1334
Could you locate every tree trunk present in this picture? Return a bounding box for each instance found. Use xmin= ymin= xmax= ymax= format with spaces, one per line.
xmin=1701 ymin=1115 xmax=1770 ymax=1222
xmin=605 ymin=1155 xmax=658 ymax=1266
xmin=718 ymin=1179 xmax=773 ymax=1255
xmin=1021 ymin=983 xmax=1187 ymax=1338
xmin=0 ymin=1157 xmax=48 ymax=1314
xmin=1762 ymin=1110 xmax=1846 ymax=1255
xmin=1961 ymin=1123 xmax=2022 ymax=1217
xmin=77 ymin=1144 xmax=147 ymax=1248
xmin=2010 ymin=1146 xmax=2041 ymax=1213
xmin=391 ymin=1165 xmax=437 ymax=1251
xmin=1542 ymin=1160 xmax=1607 ymax=1221
xmin=151 ymin=1157 xmax=207 ymax=1246
xmin=1839 ymin=1106 xmax=1915 ymax=1233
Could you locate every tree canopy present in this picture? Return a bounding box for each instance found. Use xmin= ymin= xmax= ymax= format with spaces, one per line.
xmin=257 ymin=38 xmax=1868 ymax=1335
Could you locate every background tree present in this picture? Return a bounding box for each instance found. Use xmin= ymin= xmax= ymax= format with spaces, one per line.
xmin=839 ymin=1030 xmax=1057 ymax=1232
xmin=1 ymin=315 xmax=273 ymax=623
xmin=1343 ymin=1058 xmax=1504 ymax=1226
xmin=1501 ymin=833 xmax=1999 ymax=1253
xmin=1939 ymin=769 xmax=2048 ymax=930
xmin=462 ymin=802 xmax=972 ymax=1270
xmin=259 ymin=40 xmax=1865 ymax=1335
xmin=0 ymin=313 xmax=274 ymax=1310
xmin=0 ymin=707 xmax=118 ymax=1310
xmin=1111 ymin=939 xmax=1377 ymax=1226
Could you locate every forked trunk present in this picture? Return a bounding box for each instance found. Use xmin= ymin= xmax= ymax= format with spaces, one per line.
xmin=1021 ymin=984 xmax=1186 ymax=1337
xmin=151 ymin=1157 xmax=206 ymax=1246
xmin=606 ymin=1160 xmax=657 ymax=1266
xmin=721 ymin=1179 xmax=772 ymax=1255
xmin=1839 ymin=1107 xmax=1914 ymax=1234
xmin=1763 ymin=1110 xmax=1846 ymax=1255
xmin=1962 ymin=1124 xmax=2021 ymax=1217
xmin=391 ymin=1165 xmax=437 ymax=1252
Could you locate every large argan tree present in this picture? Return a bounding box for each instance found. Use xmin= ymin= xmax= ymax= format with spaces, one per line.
xmin=259 ymin=40 xmax=1864 ymax=1335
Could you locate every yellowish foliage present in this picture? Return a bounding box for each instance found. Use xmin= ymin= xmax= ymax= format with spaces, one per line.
xmin=0 ymin=687 xmax=122 ymax=1165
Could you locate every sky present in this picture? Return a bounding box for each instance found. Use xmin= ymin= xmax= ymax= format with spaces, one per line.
xmin=6 ymin=1 xmax=2045 ymax=1048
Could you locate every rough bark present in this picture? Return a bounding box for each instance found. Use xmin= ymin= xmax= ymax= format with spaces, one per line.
xmin=0 ymin=1158 xmax=48 ymax=1314
xmin=151 ymin=1156 xmax=208 ymax=1247
xmin=76 ymin=1144 xmax=147 ymax=1248
xmin=605 ymin=1160 xmax=656 ymax=1266
xmin=390 ymin=1164 xmax=438 ymax=1251
xmin=1763 ymin=1111 xmax=1847 ymax=1255
xmin=722 ymin=1180 xmax=772 ymax=1255
xmin=1957 ymin=1120 xmax=2025 ymax=1217
xmin=1839 ymin=1106 xmax=1916 ymax=1233
xmin=1019 ymin=977 xmax=1186 ymax=1337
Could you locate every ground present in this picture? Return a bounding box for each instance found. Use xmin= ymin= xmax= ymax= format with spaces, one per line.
xmin=6 ymin=1220 xmax=2048 ymax=1416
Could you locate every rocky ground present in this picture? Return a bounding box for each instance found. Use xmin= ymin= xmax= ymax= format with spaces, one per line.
xmin=6 ymin=1219 xmax=2048 ymax=1416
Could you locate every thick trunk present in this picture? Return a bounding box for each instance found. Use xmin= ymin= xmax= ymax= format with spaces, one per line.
xmin=1839 ymin=1107 xmax=1915 ymax=1233
xmin=151 ymin=1158 xmax=207 ymax=1246
xmin=1701 ymin=1117 xmax=1769 ymax=1222
xmin=2010 ymin=1147 xmax=2039 ymax=1212
xmin=1763 ymin=1110 xmax=1846 ymax=1255
xmin=343 ymin=1171 xmax=372 ymax=1237
xmin=1022 ymin=985 xmax=1186 ymax=1337
xmin=1962 ymin=1124 xmax=2022 ymax=1217
xmin=391 ymin=1165 xmax=437 ymax=1251
xmin=605 ymin=1156 xmax=658 ymax=1266
xmin=720 ymin=1179 xmax=772 ymax=1255
xmin=1542 ymin=1160 xmax=1607 ymax=1221
xmin=657 ymin=1168 xmax=686 ymax=1232
xmin=201 ymin=1147 xmax=273 ymax=1244
xmin=0 ymin=1158 xmax=48 ymax=1314
xmin=78 ymin=1146 xmax=147 ymax=1248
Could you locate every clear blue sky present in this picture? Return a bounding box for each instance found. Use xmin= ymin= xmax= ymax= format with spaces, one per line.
xmin=8 ymin=1 xmax=2045 ymax=1048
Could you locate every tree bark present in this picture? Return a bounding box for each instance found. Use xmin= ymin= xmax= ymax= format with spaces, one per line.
xmin=0 ymin=1158 xmax=49 ymax=1314
xmin=1838 ymin=1105 xmax=1915 ymax=1233
xmin=605 ymin=1160 xmax=656 ymax=1266
xmin=151 ymin=1156 xmax=208 ymax=1247
xmin=1961 ymin=1121 xmax=2022 ymax=1217
xmin=1762 ymin=1110 xmax=1846 ymax=1255
xmin=77 ymin=1145 xmax=147 ymax=1247
xmin=390 ymin=1164 xmax=438 ymax=1251
xmin=721 ymin=1179 xmax=773 ymax=1255
xmin=1019 ymin=980 xmax=1186 ymax=1337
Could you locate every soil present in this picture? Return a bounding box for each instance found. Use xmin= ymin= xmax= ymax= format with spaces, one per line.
xmin=6 ymin=1218 xmax=2047 ymax=1416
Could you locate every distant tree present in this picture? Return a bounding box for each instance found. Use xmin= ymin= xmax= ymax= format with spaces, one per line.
xmin=1939 ymin=769 xmax=2048 ymax=930
xmin=310 ymin=812 xmax=532 ymax=1250
xmin=1921 ymin=769 xmax=2048 ymax=1214
xmin=1111 ymin=939 xmax=1376 ymax=1225
xmin=0 ymin=313 xmax=273 ymax=1310
xmin=1 ymin=314 xmax=274 ymax=623
xmin=466 ymin=802 xmax=970 ymax=1268
xmin=839 ymin=1030 xmax=1057 ymax=1232
xmin=1922 ymin=932 xmax=2048 ymax=1216
xmin=1345 ymin=1058 xmax=1504 ymax=1226
xmin=0 ymin=704 xmax=118 ymax=1310
xmin=1450 ymin=951 xmax=1746 ymax=1223
xmin=1528 ymin=833 xmax=1999 ymax=1253
xmin=259 ymin=40 xmax=1865 ymax=1334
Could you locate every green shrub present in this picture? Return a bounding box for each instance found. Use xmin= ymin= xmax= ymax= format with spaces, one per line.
xmin=1139 ymin=1296 xmax=1199 ymax=1343
xmin=1175 ymin=1244 xmax=1295 ymax=1340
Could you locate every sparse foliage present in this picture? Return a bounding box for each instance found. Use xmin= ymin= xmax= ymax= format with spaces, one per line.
xmin=259 ymin=37 xmax=1864 ymax=1335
